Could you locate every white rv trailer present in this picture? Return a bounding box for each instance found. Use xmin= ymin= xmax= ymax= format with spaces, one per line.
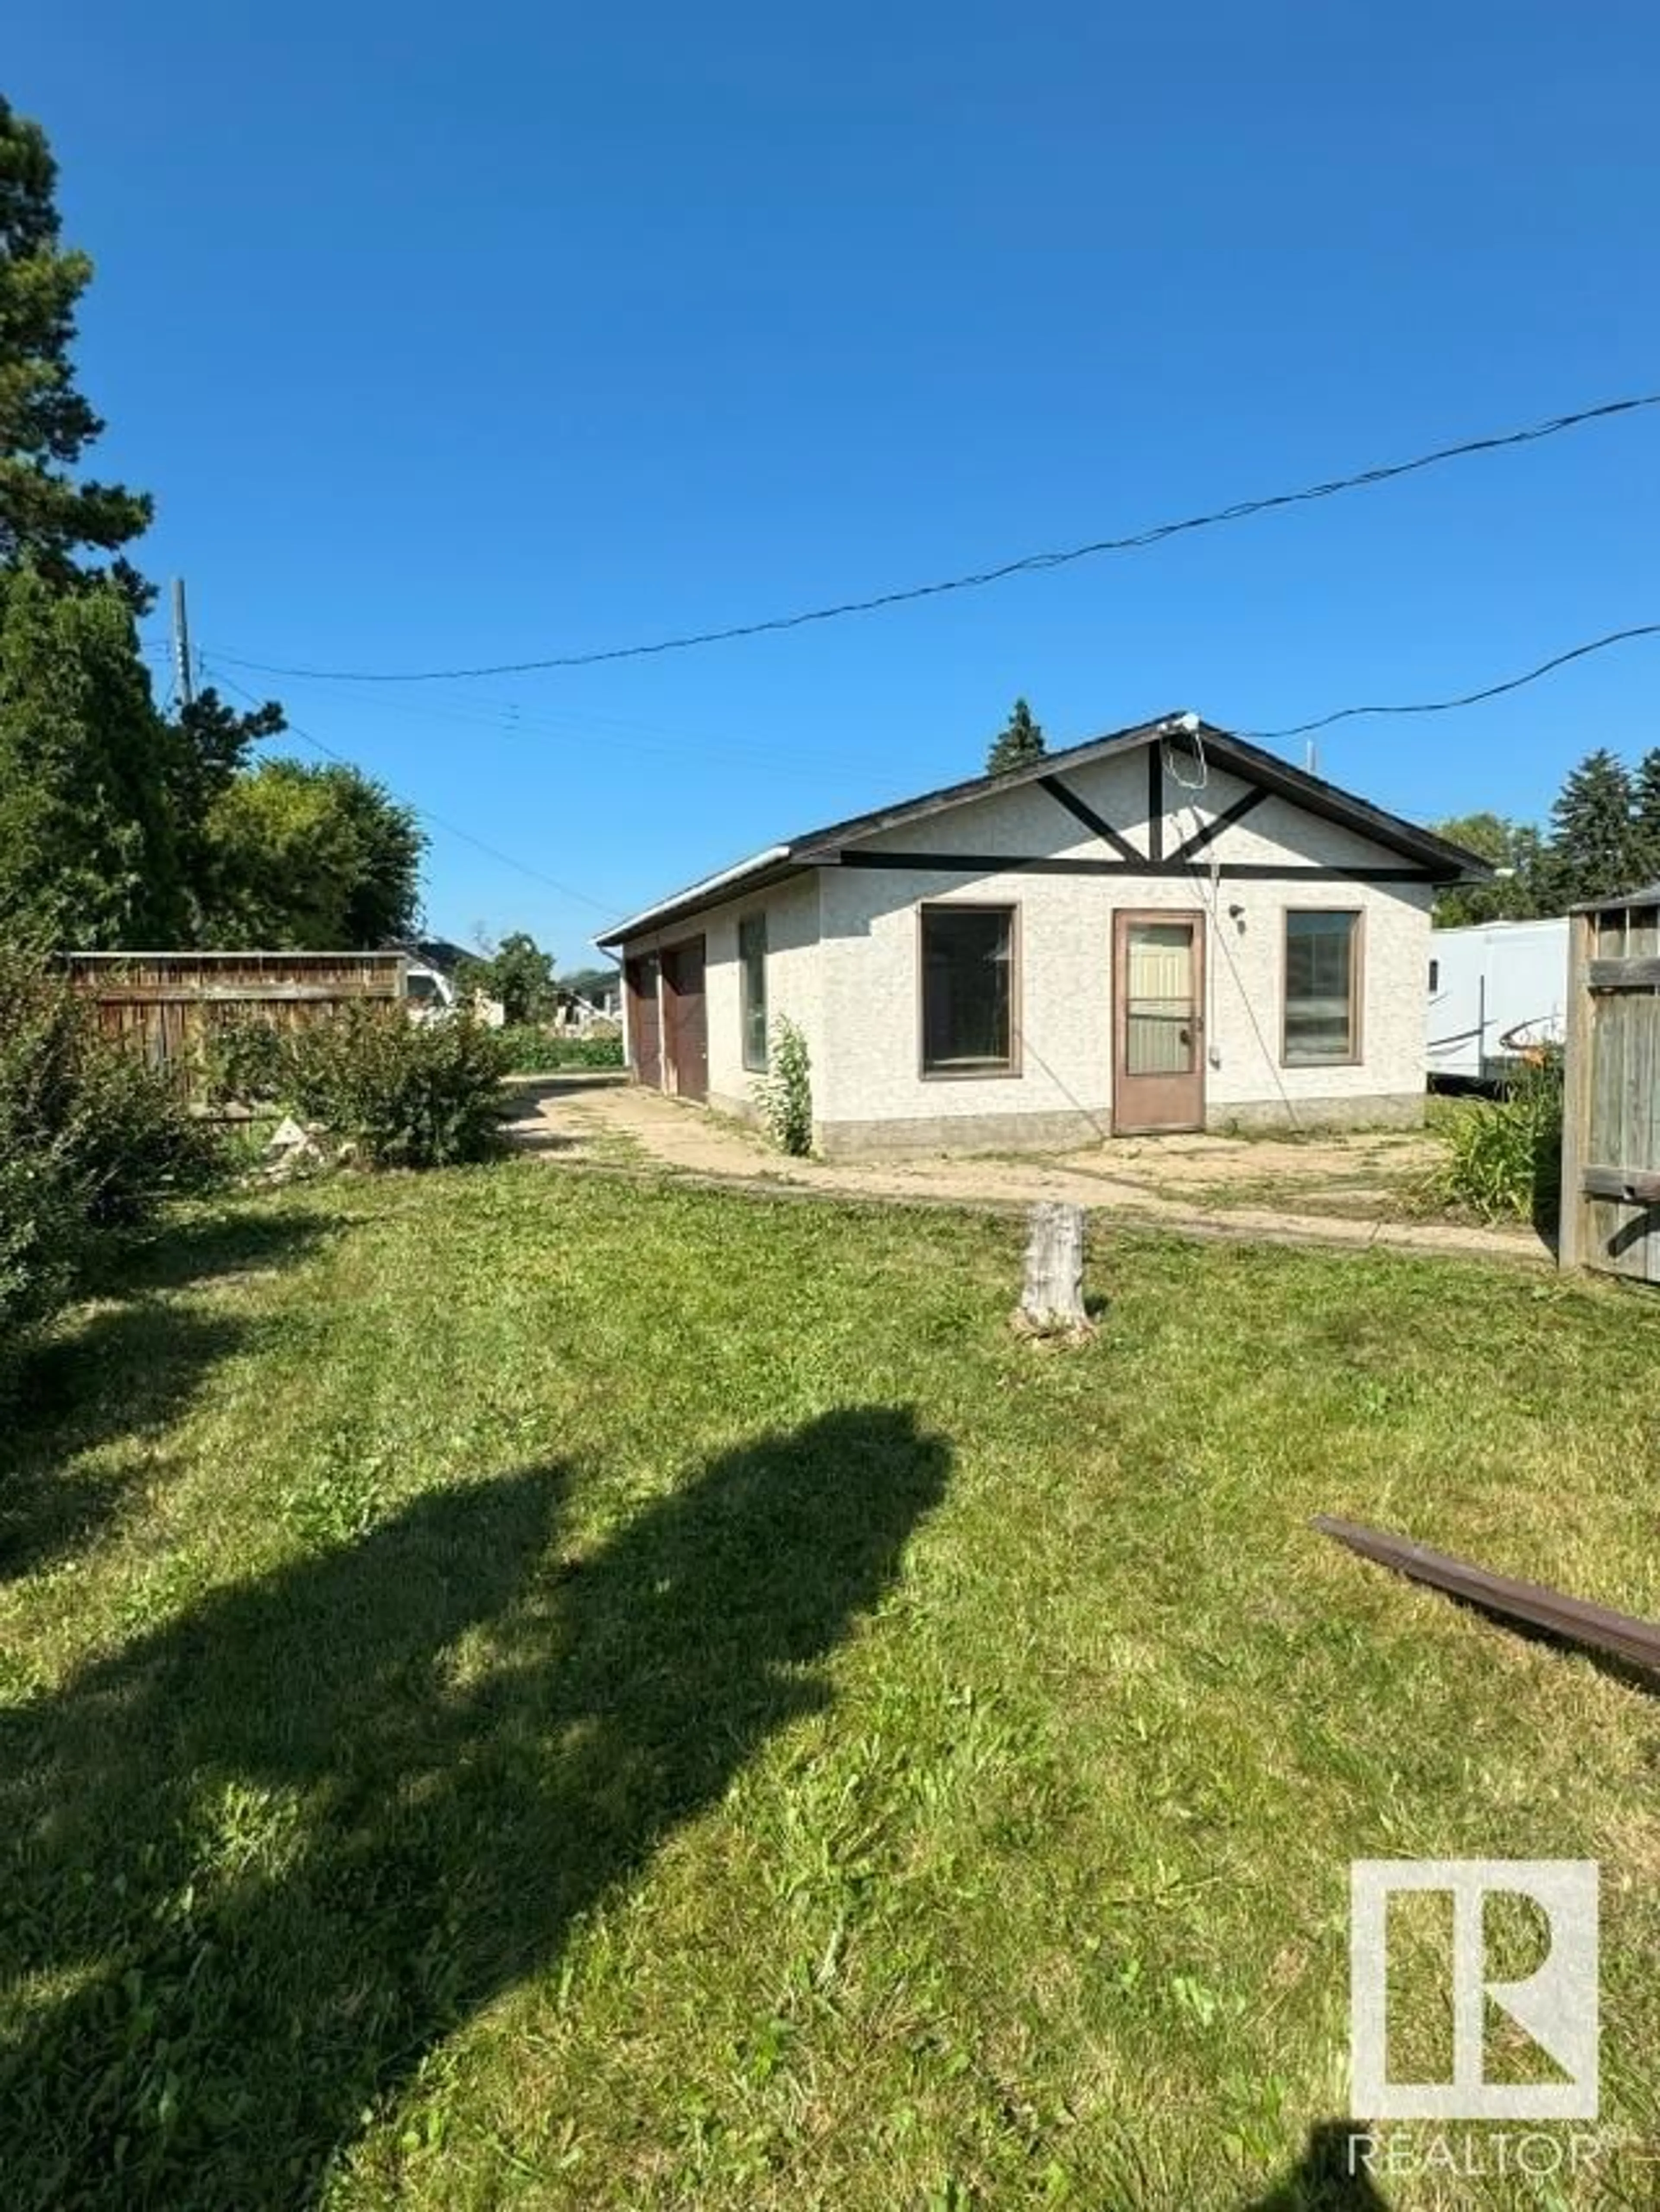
xmin=1425 ymin=917 xmax=1568 ymax=1084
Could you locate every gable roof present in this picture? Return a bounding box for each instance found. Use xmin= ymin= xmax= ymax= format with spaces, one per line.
xmin=598 ymin=711 xmax=1491 ymax=946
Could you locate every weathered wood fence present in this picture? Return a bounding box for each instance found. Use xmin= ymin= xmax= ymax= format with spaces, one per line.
xmin=63 ymin=951 xmax=407 ymax=1091
xmin=1558 ymin=884 xmax=1660 ymax=1279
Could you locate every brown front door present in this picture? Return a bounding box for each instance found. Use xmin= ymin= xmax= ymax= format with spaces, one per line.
xmin=626 ymin=954 xmax=661 ymax=1087
xmin=660 ymin=936 xmax=709 ymax=1102
xmin=1112 ymin=911 xmax=1206 ymax=1134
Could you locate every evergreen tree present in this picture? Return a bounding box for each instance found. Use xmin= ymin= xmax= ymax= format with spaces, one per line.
xmin=1548 ymin=748 xmax=1643 ymax=907
xmin=0 ymin=100 xmax=427 ymax=953
xmin=162 ymin=688 xmax=288 ymax=943
xmin=986 ymin=698 xmax=1047 ymax=775
xmin=1508 ymin=824 xmax=1563 ymax=916
xmin=0 ymin=567 xmax=175 ymax=945
xmin=0 ymin=98 xmax=152 ymax=601
xmin=1632 ymin=747 xmax=1660 ymax=886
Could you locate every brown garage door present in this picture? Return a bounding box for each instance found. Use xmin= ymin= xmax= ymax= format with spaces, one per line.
xmin=626 ymin=953 xmax=661 ymax=1087
xmin=661 ymin=937 xmax=708 ymax=1102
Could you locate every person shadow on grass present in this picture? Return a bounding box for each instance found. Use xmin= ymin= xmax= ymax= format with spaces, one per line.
xmin=1242 ymin=2120 xmax=1390 ymax=2210
xmin=0 ymin=1404 xmax=949 ymax=2209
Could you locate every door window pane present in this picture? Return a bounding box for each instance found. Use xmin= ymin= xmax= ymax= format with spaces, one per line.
xmin=1125 ymin=921 xmax=1196 ymax=1075
xmin=922 ymin=905 xmax=1014 ymax=1071
xmin=1284 ymin=911 xmax=1359 ymax=1063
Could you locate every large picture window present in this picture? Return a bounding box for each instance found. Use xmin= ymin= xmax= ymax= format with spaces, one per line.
xmin=739 ymin=913 xmax=768 ymax=1071
xmin=1283 ymin=910 xmax=1361 ymax=1065
xmin=921 ymin=904 xmax=1016 ymax=1074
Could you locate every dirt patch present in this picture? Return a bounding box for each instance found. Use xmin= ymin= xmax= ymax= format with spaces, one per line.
xmin=503 ymin=1074 xmax=1547 ymax=1265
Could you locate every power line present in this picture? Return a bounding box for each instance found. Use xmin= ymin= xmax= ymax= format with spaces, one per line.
xmin=1246 ymin=622 xmax=1660 ymax=740
xmin=260 ymin=670 xmax=855 ymax=777
xmin=205 ymin=389 xmax=1660 ymax=683
xmin=207 ymin=667 xmax=623 ymax=916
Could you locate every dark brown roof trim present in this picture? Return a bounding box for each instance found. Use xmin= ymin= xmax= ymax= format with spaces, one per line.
xmin=600 ymin=711 xmax=1491 ymax=943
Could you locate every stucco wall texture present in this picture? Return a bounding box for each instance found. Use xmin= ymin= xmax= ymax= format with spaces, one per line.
xmin=622 ymin=750 xmax=1434 ymax=1156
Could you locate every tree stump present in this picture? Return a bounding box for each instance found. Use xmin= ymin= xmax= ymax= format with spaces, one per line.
xmin=1011 ymin=1201 xmax=1094 ymax=1339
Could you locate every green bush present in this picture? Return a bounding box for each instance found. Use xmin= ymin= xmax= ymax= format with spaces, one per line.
xmin=496 ymin=1026 xmax=624 ymax=1073
xmin=0 ymin=950 xmax=215 ymax=1365
xmin=200 ymin=1010 xmax=290 ymax=1107
xmin=0 ymin=1152 xmax=82 ymax=1344
xmin=1430 ymin=1059 xmax=1563 ymax=1226
xmin=70 ymin=1042 xmax=220 ymax=1226
xmin=286 ymin=1005 xmax=512 ymax=1168
xmin=753 ymin=1016 xmax=814 ymax=1156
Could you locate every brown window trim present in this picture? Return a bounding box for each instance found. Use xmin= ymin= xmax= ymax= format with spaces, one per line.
xmin=1280 ymin=905 xmax=1365 ymax=1068
xmin=917 ymin=899 xmax=1023 ymax=1080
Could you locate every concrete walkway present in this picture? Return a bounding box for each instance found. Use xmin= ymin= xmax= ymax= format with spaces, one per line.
xmin=505 ymin=1073 xmax=1551 ymax=1266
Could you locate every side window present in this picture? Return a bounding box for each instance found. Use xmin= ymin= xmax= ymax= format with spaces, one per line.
xmin=739 ymin=913 xmax=768 ymax=1071
xmin=921 ymin=904 xmax=1016 ymax=1073
xmin=1283 ymin=910 xmax=1361 ymax=1065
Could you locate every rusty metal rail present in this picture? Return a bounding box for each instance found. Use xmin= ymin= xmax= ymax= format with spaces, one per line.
xmin=1314 ymin=1515 xmax=1660 ymax=1675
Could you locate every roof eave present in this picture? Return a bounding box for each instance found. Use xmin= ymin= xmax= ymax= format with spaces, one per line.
xmin=599 ymin=711 xmax=1494 ymax=943
xmin=596 ymin=845 xmax=799 ymax=947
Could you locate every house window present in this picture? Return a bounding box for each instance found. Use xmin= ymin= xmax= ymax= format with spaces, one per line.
xmin=921 ymin=904 xmax=1016 ymax=1074
xmin=1284 ymin=910 xmax=1361 ymax=1065
xmin=739 ymin=913 xmax=768 ymax=1071
xmin=1428 ymin=957 xmax=1440 ymax=992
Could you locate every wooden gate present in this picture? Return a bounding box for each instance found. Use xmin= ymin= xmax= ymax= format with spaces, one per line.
xmin=1559 ymin=884 xmax=1660 ymax=1278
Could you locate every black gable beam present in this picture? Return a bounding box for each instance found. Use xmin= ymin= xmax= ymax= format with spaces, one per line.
xmin=1168 ymin=785 xmax=1268 ymax=865
xmin=833 ymin=851 xmax=1442 ymax=884
xmin=1147 ymin=745 xmax=1164 ymax=862
xmin=1037 ymin=774 xmax=1143 ymax=863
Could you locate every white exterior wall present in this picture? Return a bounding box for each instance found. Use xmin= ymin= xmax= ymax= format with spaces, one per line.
xmin=813 ymin=752 xmax=1433 ymax=1151
xmin=621 ymin=872 xmax=823 ymax=1116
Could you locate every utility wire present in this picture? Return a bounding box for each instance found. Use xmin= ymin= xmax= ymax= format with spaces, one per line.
xmin=205 ymin=389 xmax=1660 ymax=683
xmin=207 ymin=668 xmax=623 ymax=916
xmin=1246 ymin=622 xmax=1660 ymax=740
xmin=206 ymin=617 xmax=1660 ymax=921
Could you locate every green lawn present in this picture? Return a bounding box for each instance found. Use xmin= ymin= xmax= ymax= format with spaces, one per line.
xmin=2 ymin=1167 xmax=1657 ymax=2209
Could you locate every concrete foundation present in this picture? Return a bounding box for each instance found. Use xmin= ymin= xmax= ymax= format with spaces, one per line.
xmin=1203 ymin=1092 xmax=1424 ymax=1135
xmin=810 ymin=1092 xmax=1423 ymax=1159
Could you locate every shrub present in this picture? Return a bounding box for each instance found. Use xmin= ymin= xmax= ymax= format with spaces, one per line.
xmin=286 ymin=1004 xmax=512 ymax=1168
xmin=753 ymin=1016 xmax=813 ymax=1156
xmin=0 ymin=1152 xmax=81 ymax=1343
xmin=67 ymin=1038 xmax=221 ymax=1225
xmin=1429 ymin=1058 xmax=1563 ymax=1226
xmin=496 ymin=1026 xmax=624 ymax=1073
xmin=0 ymin=949 xmax=214 ymax=1367
xmin=200 ymin=1011 xmax=290 ymax=1107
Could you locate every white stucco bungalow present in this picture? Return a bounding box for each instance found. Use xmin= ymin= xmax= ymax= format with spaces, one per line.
xmin=597 ymin=714 xmax=1488 ymax=1158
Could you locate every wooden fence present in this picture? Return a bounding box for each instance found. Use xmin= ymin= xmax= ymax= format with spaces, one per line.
xmin=63 ymin=951 xmax=407 ymax=1092
xmin=1558 ymin=885 xmax=1660 ymax=1280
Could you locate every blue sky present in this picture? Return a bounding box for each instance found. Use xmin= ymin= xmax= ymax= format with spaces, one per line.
xmin=11 ymin=2 xmax=1659 ymax=959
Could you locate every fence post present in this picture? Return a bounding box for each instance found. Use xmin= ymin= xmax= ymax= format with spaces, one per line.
xmin=1558 ymin=910 xmax=1592 ymax=1271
